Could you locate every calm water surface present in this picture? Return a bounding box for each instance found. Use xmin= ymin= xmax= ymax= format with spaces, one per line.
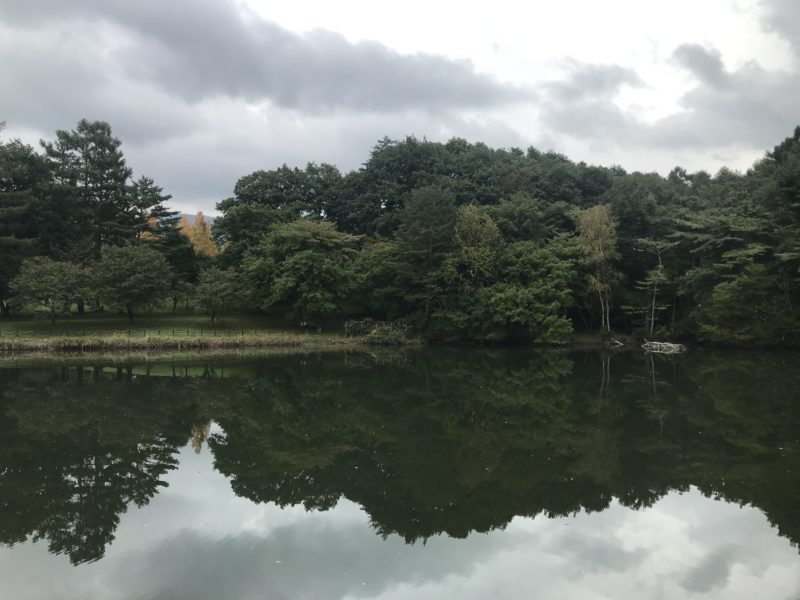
xmin=0 ymin=348 xmax=798 ymax=599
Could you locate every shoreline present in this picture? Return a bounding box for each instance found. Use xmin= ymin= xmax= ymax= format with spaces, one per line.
xmin=0 ymin=332 xmax=378 ymax=354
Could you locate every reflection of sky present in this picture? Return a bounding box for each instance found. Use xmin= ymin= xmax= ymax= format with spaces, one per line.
xmin=1 ymin=436 xmax=798 ymax=600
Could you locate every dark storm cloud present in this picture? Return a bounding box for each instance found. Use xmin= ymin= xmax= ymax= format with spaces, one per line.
xmin=1 ymin=0 xmax=527 ymax=113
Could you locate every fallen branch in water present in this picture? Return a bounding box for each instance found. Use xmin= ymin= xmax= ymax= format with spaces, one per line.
xmin=641 ymin=339 xmax=687 ymax=354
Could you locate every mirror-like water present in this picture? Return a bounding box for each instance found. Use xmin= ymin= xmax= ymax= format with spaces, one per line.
xmin=0 ymin=348 xmax=798 ymax=599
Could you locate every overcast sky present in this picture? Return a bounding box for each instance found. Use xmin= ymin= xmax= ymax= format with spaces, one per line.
xmin=1 ymin=0 xmax=798 ymax=213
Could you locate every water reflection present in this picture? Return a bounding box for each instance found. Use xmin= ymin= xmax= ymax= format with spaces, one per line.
xmin=0 ymin=349 xmax=797 ymax=583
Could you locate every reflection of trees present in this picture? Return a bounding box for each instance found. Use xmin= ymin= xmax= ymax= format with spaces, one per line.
xmin=0 ymin=348 xmax=797 ymax=565
xmin=0 ymin=369 xmax=206 ymax=564
xmin=209 ymin=349 xmax=800 ymax=547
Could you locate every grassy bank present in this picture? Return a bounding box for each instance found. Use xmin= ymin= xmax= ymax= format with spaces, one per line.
xmin=0 ymin=313 xmax=421 ymax=353
xmin=0 ymin=332 xmax=365 ymax=353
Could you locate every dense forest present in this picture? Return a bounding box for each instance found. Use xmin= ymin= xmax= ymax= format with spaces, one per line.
xmin=2 ymin=119 xmax=800 ymax=344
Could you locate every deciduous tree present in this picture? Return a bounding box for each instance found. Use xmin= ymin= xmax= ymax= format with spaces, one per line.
xmin=194 ymin=268 xmax=239 ymax=323
xmin=91 ymin=245 xmax=172 ymax=323
xmin=10 ymin=257 xmax=86 ymax=323
xmin=576 ymin=205 xmax=620 ymax=332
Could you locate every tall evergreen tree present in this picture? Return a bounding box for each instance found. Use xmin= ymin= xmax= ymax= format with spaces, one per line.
xmin=41 ymin=120 xmax=133 ymax=261
xmin=130 ymin=176 xmax=178 ymax=239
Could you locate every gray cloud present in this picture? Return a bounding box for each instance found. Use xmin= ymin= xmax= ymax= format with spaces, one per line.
xmin=682 ymin=546 xmax=736 ymax=593
xmin=538 ymin=62 xmax=643 ymax=139
xmin=760 ymin=0 xmax=800 ymax=57
xmin=2 ymin=0 xmax=527 ymax=113
xmin=546 ymin=62 xmax=644 ymax=101
xmin=540 ymin=45 xmax=799 ymax=153
xmin=673 ymin=44 xmax=727 ymax=86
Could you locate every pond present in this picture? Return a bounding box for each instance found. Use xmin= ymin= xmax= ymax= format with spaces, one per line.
xmin=0 ymin=348 xmax=798 ymax=599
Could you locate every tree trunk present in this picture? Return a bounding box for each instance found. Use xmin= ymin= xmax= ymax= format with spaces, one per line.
xmin=77 ymin=299 xmax=85 ymax=315
xmin=172 ymin=297 xmax=178 ymax=314
xmin=126 ymin=303 xmax=134 ymax=324
xmin=649 ymin=282 xmax=658 ymax=335
xmin=597 ymin=288 xmax=605 ymax=330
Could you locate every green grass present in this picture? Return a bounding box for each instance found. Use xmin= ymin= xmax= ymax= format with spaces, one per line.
xmin=0 ymin=311 xmax=424 ymax=353
xmin=0 ymin=332 xmax=364 ymax=353
xmin=0 ymin=311 xmax=307 ymax=336
xmin=0 ymin=311 xmax=358 ymax=352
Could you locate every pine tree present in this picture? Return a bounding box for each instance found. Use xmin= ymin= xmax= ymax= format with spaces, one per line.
xmin=130 ymin=176 xmax=178 ymax=240
xmin=41 ymin=120 xmax=133 ymax=261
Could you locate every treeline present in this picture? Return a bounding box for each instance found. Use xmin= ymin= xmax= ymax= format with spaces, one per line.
xmin=2 ymin=119 xmax=800 ymax=343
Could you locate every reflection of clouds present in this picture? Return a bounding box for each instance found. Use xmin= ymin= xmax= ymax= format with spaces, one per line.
xmin=616 ymin=506 xmax=705 ymax=574
xmin=683 ymin=546 xmax=736 ymax=593
xmin=0 ymin=443 xmax=798 ymax=600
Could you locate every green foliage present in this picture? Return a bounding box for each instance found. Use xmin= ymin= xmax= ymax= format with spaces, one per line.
xmin=41 ymin=119 xmax=133 ymax=260
xmin=10 ymin=257 xmax=87 ymax=323
xmin=487 ymin=193 xmax=571 ymax=242
xmin=576 ymin=205 xmax=620 ymax=331
xmin=214 ymin=163 xmax=342 ymax=266
xmin=479 ymin=237 xmax=577 ymax=341
xmin=392 ymin=186 xmax=457 ymax=323
xmin=444 ymin=205 xmax=502 ymax=290
xmin=700 ymin=266 xmax=799 ymax=343
xmin=91 ymin=245 xmax=172 ymax=322
xmin=0 ymin=140 xmax=40 ymax=314
xmin=7 ymin=119 xmax=800 ymax=346
xmin=242 ymin=219 xmax=360 ymax=320
xmin=130 ymin=176 xmax=177 ymax=239
xmin=194 ymin=267 xmax=239 ymax=323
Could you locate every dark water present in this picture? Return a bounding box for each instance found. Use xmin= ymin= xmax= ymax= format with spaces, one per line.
xmin=0 ymin=348 xmax=798 ymax=599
